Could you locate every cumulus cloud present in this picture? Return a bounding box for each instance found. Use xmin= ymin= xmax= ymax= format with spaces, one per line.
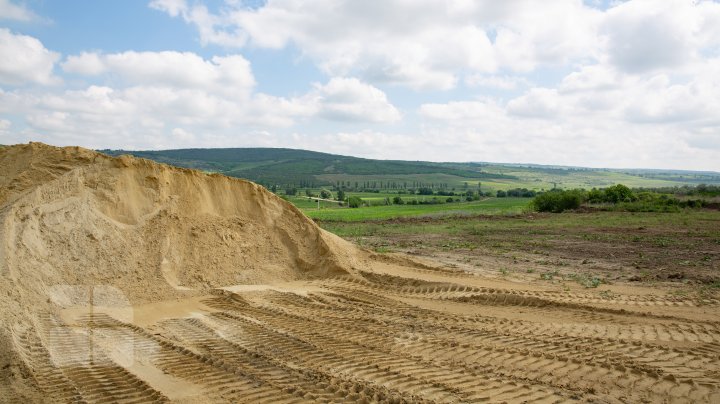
xmin=465 ymin=74 xmax=531 ymax=90
xmin=62 ymin=51 xmax=255 ymax=97
xmin=0 ymin=29 xmax=60 ymax=86
xmin=2 ymin=1 xmax=719 ymax=171
xmin=0 ymin=0 xmax=36 ymax=21
xmin=418 ymin=60 xmax=720 ymax=170
xmin=507 ymin=88 xmax=563 ymax=119
xmin=3 ymin=44 xmax=401 ymax=149
xmin=602 ymin=0 xmax=701 ymax=73
xmin=150 ymin=0 xmax=602 ymax=90
xmin=311 ymin=77 xmax=401 ymax=123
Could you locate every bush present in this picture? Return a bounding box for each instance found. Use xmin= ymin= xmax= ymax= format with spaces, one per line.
xmin=320 ymin=189 xmax=332 ymax=199
xmin=532 ymin=189 xmax=586 ymax=213
xmin=392 ymin=196 xmax=404 ymax=205
xmin=496 ymin=190 xmax=507 ymax=197
xmin=347 ymin=196 xmax=363 ymax=208
xmin=604 ymin=184 xmax=635 ymax=203
xmin=506 ymin=188 xmax=536 ymax=197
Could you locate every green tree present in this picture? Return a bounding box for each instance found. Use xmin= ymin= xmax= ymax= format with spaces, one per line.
xmin=532 ymin=189 xmax=586 ymax=213
xmin=348 ymin=196 xmax=363 ymax=208
xmin=604 ymin=184 xmax=634 ymax=203
xmin=336 ymin=189 xmax=346 ymax=201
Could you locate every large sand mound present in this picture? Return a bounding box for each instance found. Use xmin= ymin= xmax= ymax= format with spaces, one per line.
xmin=0 ymin=143 xmax=358 ymax=399
xmin=0 ymin=142 xmax=353 ymax=301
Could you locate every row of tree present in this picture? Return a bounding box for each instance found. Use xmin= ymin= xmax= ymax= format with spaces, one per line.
xmin=532 ymin=184 xmax=712 ymax=213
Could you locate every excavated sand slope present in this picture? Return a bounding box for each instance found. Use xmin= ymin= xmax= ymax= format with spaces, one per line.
xmin=1 ymin=143 xmax=719 ymax=403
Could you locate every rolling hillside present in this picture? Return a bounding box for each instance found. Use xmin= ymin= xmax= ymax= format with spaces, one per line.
xmin=99 ymin=148 xmax=720 ymax=191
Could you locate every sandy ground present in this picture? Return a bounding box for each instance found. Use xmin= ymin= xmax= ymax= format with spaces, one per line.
xmin=1 ymin=143 xmax=719 ymax=403
xmin=7 ymin=258 xmax=720 ymax=403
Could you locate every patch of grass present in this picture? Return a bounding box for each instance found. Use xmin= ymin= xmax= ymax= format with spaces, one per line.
xmin=654 ymin=237 xmax=673 ymax=247
xmin=568 ymin=273 xmax=604 ymax=288
xmin=440 ymin=241 xmax=478 ymax=250
xmin=540 ymin=270 xmax=560 ymax=280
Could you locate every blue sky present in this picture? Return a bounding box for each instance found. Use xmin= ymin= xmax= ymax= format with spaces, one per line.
xmin=1 ymin=0 xmax=719 ymax=170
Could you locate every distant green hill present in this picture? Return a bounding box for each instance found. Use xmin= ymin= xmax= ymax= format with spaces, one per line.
xmin=99 ymin=148 xmax=515 ymax=188
xmin=99 ymin=147 xmax=720 ymax=191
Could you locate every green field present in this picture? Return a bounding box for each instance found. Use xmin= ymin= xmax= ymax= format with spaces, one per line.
xmin=298 ymin=197 xmax=530 ymax=221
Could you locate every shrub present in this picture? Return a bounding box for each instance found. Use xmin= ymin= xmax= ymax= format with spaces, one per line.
xmin=604 ymin=184 xmax=635 ymax=203
xmin=347 ymin=196 xmax=363 ymax=208
xmin=532 ymin=189 xmax=586 ymax=213
xmin=392 ymin=196 xmax=404 ymax=205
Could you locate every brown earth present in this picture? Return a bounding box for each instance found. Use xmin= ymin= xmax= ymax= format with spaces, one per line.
xmin=1 ymin=143 xmax=719 ymax=403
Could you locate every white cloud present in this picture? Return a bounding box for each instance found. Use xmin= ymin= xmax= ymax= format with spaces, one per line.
xmin=601 ymin=0 xmax=720 ymax=73
xmin=0 ymin=29 xmax=60 ymax=85
xmin=149 ymin=0 xmax=247 ymax=47
xmin=418 ymin=60 xmax=720 ymax=170
xmin=465 ymin=74 xmax=530 ymax=90
xmin=507 ymin=88 xmax=563 ymax=119
xmin=151 ymin=0 xmax=601 ymax=90
xmin=62 ymin=51 xmax=255 ymax=97
xmin=148 ymin=0 xmax=187 ymax=18
xmin=3 ymin=50 xmax=400 ymax=148
xmin=420 ymin=100 xmax=504 ymax=124
xmin=312 ymin=77 xmax=401 ymax=123
xmin=0 ymin=0 xmax=36 ymax=21
xmin=2 ymin=0 xmax=719 ymax=171
xmin=0 ymin=118 xmax=10 ymax=137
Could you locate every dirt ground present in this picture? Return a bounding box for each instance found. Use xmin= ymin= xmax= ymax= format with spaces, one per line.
xmin=9 ymin=253 xmax=720 ymax=403
xmin=2 ymin=144 xmax=720 ymax=403
xmin=322 ymin=211 xmax=720 ymax=296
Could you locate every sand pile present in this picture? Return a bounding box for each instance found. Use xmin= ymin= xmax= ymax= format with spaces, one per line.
xmin=0 ymin=142 xmax=353 ymax=300
xmin=0 ymin=142 xmax=357 ymax=398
